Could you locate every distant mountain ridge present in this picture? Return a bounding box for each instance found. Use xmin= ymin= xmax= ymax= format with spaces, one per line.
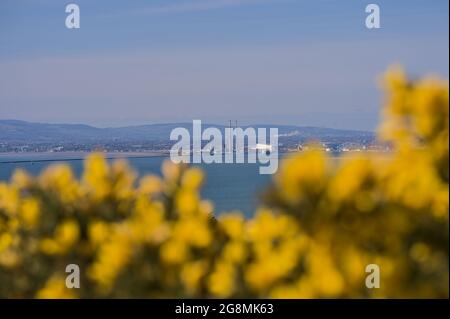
xmin=0 ymin=119 xmax=374 ymax=143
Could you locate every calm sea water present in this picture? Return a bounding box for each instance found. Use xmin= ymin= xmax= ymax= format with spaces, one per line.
xmin=0 ymin=153 xmax=273 ymax=217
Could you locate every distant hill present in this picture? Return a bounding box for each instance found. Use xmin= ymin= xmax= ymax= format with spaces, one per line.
xmin=0 ymin=119 xmax=374 ymax=143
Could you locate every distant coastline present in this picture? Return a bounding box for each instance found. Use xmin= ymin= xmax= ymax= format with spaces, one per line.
xmin=0 ymin=119 xmax=384 ymax=155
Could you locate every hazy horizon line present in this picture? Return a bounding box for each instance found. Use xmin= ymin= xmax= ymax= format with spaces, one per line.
xmin=0 ymin=118 xmax=375 ymax=133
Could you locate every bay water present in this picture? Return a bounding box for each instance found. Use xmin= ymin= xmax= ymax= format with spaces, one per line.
xmin=0 ymin=153 xmax=273 ymax=217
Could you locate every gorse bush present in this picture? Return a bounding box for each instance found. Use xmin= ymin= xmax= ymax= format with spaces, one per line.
xmin=0 ymin=68 xmax=448 ymax=298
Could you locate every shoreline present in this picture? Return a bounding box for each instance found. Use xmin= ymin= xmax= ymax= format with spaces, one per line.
xmin=0 ymin=149 xmax=392 ymax=164
xmin=0 ymin=151 xmax=170 ymax=164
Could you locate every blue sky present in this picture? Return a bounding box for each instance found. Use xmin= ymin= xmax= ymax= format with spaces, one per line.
xmin=0 ymin=0 xmax=448 ymax=130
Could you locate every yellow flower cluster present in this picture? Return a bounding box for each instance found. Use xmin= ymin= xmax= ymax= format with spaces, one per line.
xmin=0 ymin=68 xmax=448 ymax=298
